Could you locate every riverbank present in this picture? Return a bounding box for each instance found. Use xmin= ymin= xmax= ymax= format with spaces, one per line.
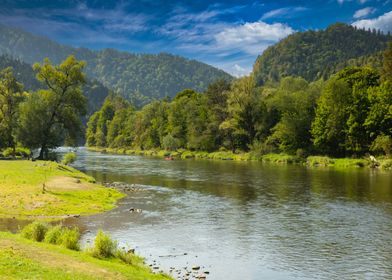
xmin=0 ymin=231 xmax=171 ymax=280
xmin=87 ymin=147 xmax=392 ymax=170
xmin=0 ymin=160 xmax=125 ymax=219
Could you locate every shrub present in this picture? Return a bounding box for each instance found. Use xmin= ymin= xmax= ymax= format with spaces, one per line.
xmin=59 ymin=227 xmax=80 ymax=250
xmin=380 ymin=159 xmax=392 ymax=170
xmin=44 ymin=225 xmax=63 ymax=244
xmin=115 ymin=249 xmax=133 ymax=264
xmin=162 ymin=134 xmax=180 ymax=151
xmin=61 ymin=152 xmax=77 ymax=165
xmin=91 ymin=230 xmax=118 ymax=258
xmin=371 ymin=135 xmax=392 ymax=156
xmin=21 ymin=221 xmax=49 ymax=242
xmin=2 ymin=147 xmax=31 ymax=158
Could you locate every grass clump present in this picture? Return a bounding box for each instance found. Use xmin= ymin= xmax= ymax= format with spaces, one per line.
xmin=91 ymin=230 xmax=118 ymax=258
xmin=21 ymin=221 xmax=49 ymax=242
xmin=59 ymin=227 xmax=80 ymax=250
xmin=44 ymin=225 xmax=63 ymax=244
xmin=61 ymin=152 xmax=77 ymax=165
xmin=22 ymin=223 xmax=80 ymax=250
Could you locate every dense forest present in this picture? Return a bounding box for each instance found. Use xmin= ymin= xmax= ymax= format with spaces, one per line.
xmin=86 ymin=43 xmax=392 ymax=158
xmin=0 ymin=25 xmax=232 ymax=106
xmin=253 ymin=23 xmax=391 ymax=85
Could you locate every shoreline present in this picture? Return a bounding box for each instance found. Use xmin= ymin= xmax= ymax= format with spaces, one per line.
xmin=87 ymin=146 xmax=392 ymax=171
xmin=0 ymin=160 xmax=125 ymax=220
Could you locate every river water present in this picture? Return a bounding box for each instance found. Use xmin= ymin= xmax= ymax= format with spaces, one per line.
xmin=7 ymin=148 xmax=392 ymax=279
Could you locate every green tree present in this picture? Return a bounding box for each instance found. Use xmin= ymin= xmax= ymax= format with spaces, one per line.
xmin=0 ymin=67 xmax=24 ymax=152
xmin=17 ymin=56 xmax=86 ymax=159
xmin=382 ymin=42 xmax=392 ymax=82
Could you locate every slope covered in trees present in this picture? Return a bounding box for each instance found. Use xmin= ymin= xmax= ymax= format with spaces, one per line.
xmin=253 ymin=23 xmax=392 ymax=85
xmin=0 ymin=25 xmax=232 ymax=106
xmin=87 ymin=44 xmax=392 ymax=159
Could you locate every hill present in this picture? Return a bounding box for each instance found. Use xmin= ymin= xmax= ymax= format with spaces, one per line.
xmin=253 ymin=23 xmax=391 ymax=85
xmin=0 ymin=25 xmax=232 ymax=106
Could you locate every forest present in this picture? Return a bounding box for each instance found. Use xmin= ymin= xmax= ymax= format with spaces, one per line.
xmin=86 ymin=44 xmax=392 ymax=159
xmin=0 ymin=24 xmax=232 ymax=106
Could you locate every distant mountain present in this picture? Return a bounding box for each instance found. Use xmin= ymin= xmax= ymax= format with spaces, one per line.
xmin=253 ymin=23 xmax=391 ymax=85
xmin=0 ymin=25 xmax=232 ymax=106
xmin=0 ymin=54 xmax=109 ymax=116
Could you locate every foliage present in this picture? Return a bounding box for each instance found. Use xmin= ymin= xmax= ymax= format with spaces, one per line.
xmin=253 ymin=23 xmax=391 ymax=85
xmin=91 ymin=230 xmax=118 ymax=259
xmin=17 ymin=55 xmax=87 ymax=159
xmin=0 ymin=67 xmax=24 ymax=150
xmin=21 ymin=221 xmax=49 ymax=242
xmin=61 ymin=152 xmax=77 ymax=165
xmin=371 ymin=135 xmax=392 ymax=156
xmin=59 ymin=227 xmax=80 ymax=251
xmin=44 ymin=225 xmax=63 ymax=244
xmin=2 ymin=146 xmax=30 ymax=158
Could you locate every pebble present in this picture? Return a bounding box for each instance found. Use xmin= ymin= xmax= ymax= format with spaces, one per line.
xmin=192 ymin=266 xmax=200 ymax=270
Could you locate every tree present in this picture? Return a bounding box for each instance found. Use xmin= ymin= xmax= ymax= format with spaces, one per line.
xmin=220 ymin=76 xmax=265 ymax=151
xmin=0 ymin=67 xmax=24 ymax=152
xmin=382 ymin=42 xmax=392 ymax=82
xmin=17 ymin=56 xmax=86 ymax=159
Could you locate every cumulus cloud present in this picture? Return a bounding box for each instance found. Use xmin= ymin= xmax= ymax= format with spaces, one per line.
xmin=353 ymin=10 xmax=392 ymax=32
xmin=215 ymin=21 xmax=294 ymax=55
xmin=353 ymin=7 xmax=376 ymax=19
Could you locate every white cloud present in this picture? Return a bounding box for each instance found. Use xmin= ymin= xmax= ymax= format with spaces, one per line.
xmin=261 ymin=7 xmax=307 ymax=20
xmin=215 ymin=21 xmax=294 ymax=55
xmin=353 ymin=10 xmax=392 ymax=32
xmin=353 ymin=7 xmax=376 ymax=19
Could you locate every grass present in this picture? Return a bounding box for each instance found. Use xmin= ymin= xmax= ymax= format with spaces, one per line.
xmin=0 ymin=160 xmax=124 ymax=219
xmin=0 ymin=231 xmax=171 ymax=280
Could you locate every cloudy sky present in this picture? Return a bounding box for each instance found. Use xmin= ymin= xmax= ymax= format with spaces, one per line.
xmin=0 ymin=0 xmax=392 ymax=76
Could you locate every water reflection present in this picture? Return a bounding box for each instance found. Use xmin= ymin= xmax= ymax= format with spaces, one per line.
xmin=2 ymin=147 xmax=392 ymax=280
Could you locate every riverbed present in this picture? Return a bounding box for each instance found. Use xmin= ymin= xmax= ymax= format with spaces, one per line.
xmin=4 ymin=147 xmax=392 ymax=279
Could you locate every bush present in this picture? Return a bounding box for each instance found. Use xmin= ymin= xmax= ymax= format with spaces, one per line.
xmin=91 ymin=230 xmax=118 ymax=258
xmin=21 ymin=221 xmax=49 ymax=242
xmin=2 ymin=147 xmax=31 ymax=158
xmin=115 ymin=249 xmax=133 ymax=264
xmin=59 ymin=227 xmax=80 ymax=250
xmin=162 ymin=134 xmax=180 ymax=151
xmin=371 ymin=135 xmax=392 ymax=156
xmin=44 ymin=225 xmax=63 ymax=244
xmin=380 ymin=159 xmax=392 ymax=170
xmin=61 ymin=152 xmax=77 ymax=165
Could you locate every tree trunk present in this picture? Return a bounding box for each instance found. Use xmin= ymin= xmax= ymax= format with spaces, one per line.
xmin=38 ymin=143 xmax=46 ymax=160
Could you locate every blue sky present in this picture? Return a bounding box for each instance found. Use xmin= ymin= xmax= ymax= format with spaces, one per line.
xmin=0 ymin=0 xmax=392 ymax=76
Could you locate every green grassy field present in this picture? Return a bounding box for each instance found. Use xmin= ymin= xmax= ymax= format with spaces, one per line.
xmin=0 ymin=160 xmax=124 ymax=219
xmin=0 ymin=231 xmax=170 ymax=280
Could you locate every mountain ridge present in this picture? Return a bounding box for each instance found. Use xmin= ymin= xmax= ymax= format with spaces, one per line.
xmin=0 ymin=24 xmax=232 ymax=105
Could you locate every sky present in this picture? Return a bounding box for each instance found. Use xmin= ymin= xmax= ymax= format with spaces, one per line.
xmin=0 ymin=0 xmax=392 ymax=76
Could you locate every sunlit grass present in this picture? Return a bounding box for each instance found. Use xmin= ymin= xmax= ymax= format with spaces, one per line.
xmin=0 ymin=160 xmax=124 ymax=219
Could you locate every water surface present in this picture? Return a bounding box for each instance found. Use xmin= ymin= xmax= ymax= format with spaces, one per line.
xmin=11 ymin=148 xmax=392 ymax=279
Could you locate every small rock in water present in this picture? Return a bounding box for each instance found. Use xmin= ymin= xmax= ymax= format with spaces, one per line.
xmin=127 ymin=248 xmax=135 ymax=254
xmin=204 ymin=271 xmax=210 ymax=274
xmin=192 ymin=266 xmax=200 ymax=270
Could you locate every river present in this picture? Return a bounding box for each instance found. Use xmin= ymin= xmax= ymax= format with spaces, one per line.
xmin=9 ymin=148 xmax=392 ymax=279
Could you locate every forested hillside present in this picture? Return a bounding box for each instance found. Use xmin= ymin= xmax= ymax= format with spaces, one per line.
xmin=0 ymin=25 xmax=232 ymax=105
xmin=0 ymin=55 xmax=109 ymax=116
xmin=86 ymin=44 xmax=392 ymax=159
xmin=253 ymin=23 xmax=392 ymax=85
